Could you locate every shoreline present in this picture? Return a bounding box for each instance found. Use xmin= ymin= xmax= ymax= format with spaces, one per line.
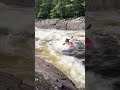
xmin=35 ymin=17 xmax=85 ymax=30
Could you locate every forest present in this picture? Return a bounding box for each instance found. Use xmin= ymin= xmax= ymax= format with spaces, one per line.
xmin=35 ymin=0 xmax=85 ymax=19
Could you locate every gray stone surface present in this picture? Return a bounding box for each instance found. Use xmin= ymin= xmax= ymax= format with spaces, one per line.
xmin=35 ymin=57 xmax=84 ymax=90
xmin=35 ymin=18 xmax=85 ymax=30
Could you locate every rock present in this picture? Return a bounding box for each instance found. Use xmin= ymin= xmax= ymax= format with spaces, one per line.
xmin=55 ymin=20 xmax=67 ymax=30
xmin=0 ymin=72 xmax=34 ymax=90
xmin=35 ymin=57 xmax=83 ymax=90
xmin=35 ymin=19 xmax=67 ymax=30
xmin=67 ymin=17 xmax=85 ymax=30
xmin=67 ymin=21 xmax=85 ymax=30
xmin=35 ymin=18 xmax=85 ymax=30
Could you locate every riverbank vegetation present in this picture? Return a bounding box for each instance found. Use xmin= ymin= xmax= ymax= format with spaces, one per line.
xmin=35 ymin=0 xmax=85 ymax=19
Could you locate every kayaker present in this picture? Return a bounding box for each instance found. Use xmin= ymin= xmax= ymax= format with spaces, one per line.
xmin=63 ymin=36 xmax=74 ymax=47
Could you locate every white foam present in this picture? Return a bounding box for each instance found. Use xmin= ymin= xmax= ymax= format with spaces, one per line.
xmin=35 ymin=27 xmax=85 ymax=88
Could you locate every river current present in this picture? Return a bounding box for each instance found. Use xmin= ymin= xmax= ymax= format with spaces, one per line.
xmin=35 ymin=27 xmax=85 ymax=88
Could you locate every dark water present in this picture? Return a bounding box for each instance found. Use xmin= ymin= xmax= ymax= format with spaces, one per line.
xmin=86 ymin=35 xmax=120 ymax=90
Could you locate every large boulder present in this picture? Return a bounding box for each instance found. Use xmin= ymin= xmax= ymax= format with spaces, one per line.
xmin=35 ymin=19 xmax=67 ymax=30
xmin=35 ymin=18 xmax=85 ymax=30
xmin=35 ymin=57 xmax=84 ymax=90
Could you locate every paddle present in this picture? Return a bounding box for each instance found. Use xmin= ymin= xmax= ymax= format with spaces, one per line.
xmin=63 ymin=36 xmax=73 ymax=45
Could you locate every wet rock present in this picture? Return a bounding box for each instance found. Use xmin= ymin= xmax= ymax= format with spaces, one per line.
xmin=35 ymin=18 xmax=85 ymax=30
xmin=67 ymin=20 xmax=85 ymax=30
xmin=35 ymin=57 xmax=83 ymax=90
xmin=35 ymin=19 xmax=67 ymax=30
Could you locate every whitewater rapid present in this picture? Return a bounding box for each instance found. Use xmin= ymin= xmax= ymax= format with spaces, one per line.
xmin=35 ymin=27 xmax=85 ymax=88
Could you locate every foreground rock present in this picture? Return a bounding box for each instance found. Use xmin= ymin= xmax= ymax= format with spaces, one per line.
xmin=0 ymin=72 xmax=34 ymax=90
xmin=35 ymin=57 xmax=84 ymax=90
xmin=35 ymin=17 xmax=85 ymax=30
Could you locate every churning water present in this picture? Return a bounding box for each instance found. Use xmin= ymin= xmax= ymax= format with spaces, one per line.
xmin=35 ymin=27 xmax=85 ymax=88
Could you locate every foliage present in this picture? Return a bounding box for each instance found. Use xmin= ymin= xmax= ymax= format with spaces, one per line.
xmin=35 ymin=0 xmax=85 ymax=19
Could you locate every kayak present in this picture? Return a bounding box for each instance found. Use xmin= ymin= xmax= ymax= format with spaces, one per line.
xmin=67 ymin=42 xmax=74 ymax=47
xmin=85 ymin=38 xmax=92 ymax=47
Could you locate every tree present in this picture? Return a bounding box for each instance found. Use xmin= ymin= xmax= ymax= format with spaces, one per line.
xmin=35 ymin=0 xmax=53 ymax=18
xmin=35 ymin=0 xmax=85 ymax=19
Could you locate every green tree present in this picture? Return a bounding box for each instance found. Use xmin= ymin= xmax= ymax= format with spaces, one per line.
xmin=35 ymin=0 xmax=53 ymax=18
xmin=35 ymin=0 xmax=85 ymax=19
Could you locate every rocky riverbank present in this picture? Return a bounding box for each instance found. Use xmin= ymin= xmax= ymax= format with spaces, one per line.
xmin=35 ymin=17 xmax=85 ymax=30
xmin=35 ymin=57 xmax=84 ymax=90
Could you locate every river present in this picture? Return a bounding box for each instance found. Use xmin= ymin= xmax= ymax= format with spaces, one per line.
xmin=35 ymin=27 xmax=85 ymax=89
